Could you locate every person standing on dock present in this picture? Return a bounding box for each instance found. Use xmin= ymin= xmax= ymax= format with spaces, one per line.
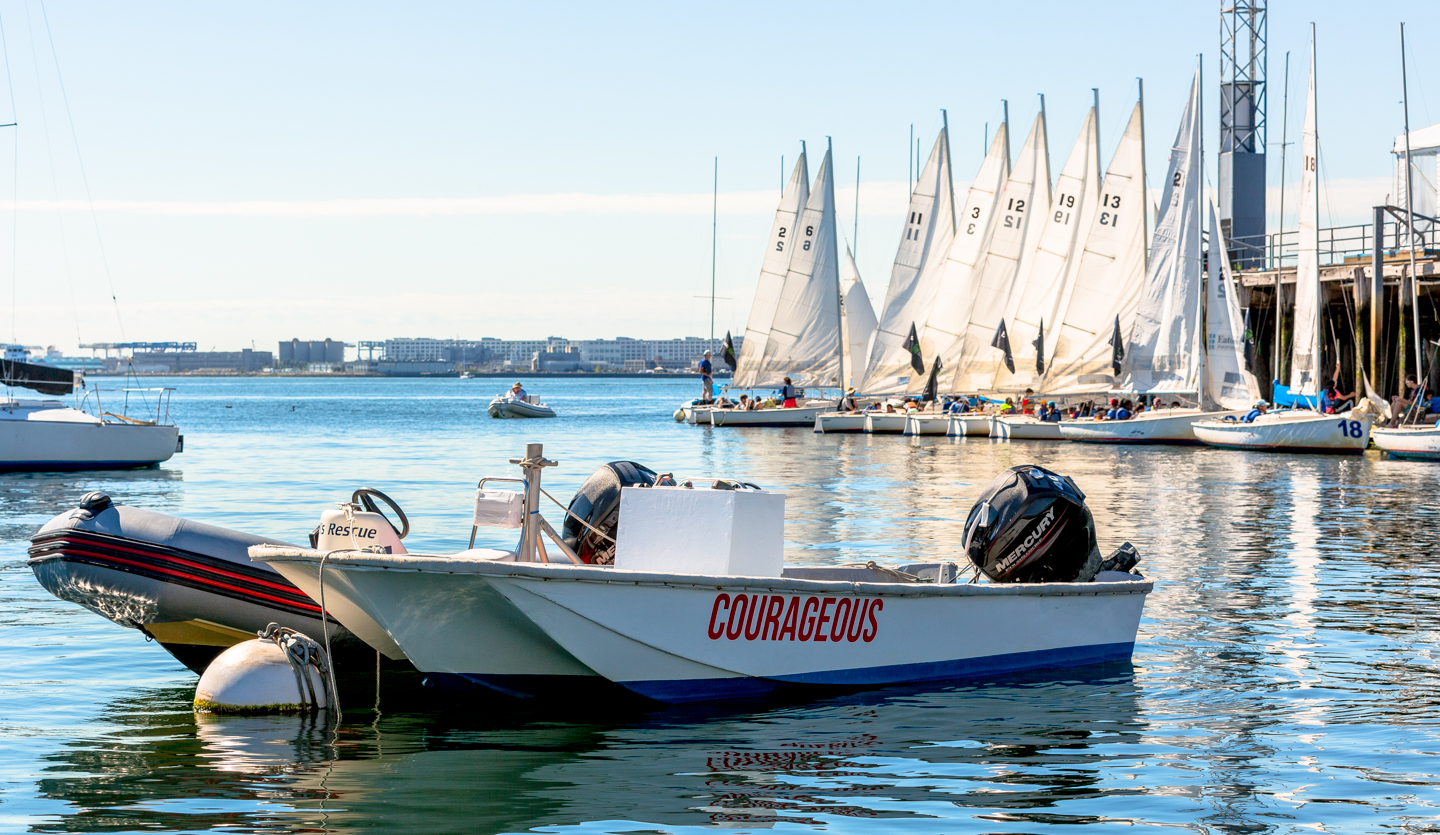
xmin=699 ymin=352 xmax=714 ymax=405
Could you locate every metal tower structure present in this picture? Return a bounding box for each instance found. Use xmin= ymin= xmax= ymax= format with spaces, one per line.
xmin=1219 ymin=1 xmax=1267 ymax=267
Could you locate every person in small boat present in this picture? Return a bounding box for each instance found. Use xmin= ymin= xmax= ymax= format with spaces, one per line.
xmin=508 ymin=382 xmax=528 ymax=401
xmin=1020 ymin=388 xmax=1036 ymax=415
xmin=1000 ymin=398 xmax=1016 ymax=414
xmin=1242 ymin=399 xmax=1269 ymax=423
xmin=1040 ymin=401 xmax=1062 ymax=422
xmin=699 ymin=351 xmax=714 ymax=405
xmin=839 ymin=387 xmax=859 ymax=412
xmin=1389 ymin=374 xmax=1419 ymax=426
xmin=1318 ymin=363 xmax=1354 ymax=415
xmin=779 ymin=377 xmax=798 ymax=408
xmin=735 ymin=394 xmax=750 ymax=410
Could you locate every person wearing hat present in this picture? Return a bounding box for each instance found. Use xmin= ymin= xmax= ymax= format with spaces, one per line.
xmin=839 ymin=386 xmax=858 ymax=412
xmin=1243 ymin=399 xmax=1269 ymax=423
xmin=698 ymin=350 xmax=715 ymax=404
xmin=508 ymin=381 xmax=528 ymax=401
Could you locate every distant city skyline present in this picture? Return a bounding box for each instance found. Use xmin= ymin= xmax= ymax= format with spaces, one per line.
xmin=5 ymin=2 xmax=1437 ymax=353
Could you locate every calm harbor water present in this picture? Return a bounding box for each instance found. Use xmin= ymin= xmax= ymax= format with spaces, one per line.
xmin=3 ymin=376 xmax=1439 ymax=833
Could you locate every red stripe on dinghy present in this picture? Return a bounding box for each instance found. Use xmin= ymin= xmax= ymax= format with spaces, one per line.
xmin=617 ymin=641 xmax=1135 ymax=704
xmin=59 ymin=537 xmax=302 ymax=594
xmin=55 ymin=547 xmax=322 ymax=612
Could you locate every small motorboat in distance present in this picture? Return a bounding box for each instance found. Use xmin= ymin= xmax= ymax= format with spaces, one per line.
xmin=1372 ymin=424 xmax=1440 ymax=460
xmin=1 ymin=347 xmax=182 ymax=471
xmin=488 ymin=383 xmax=557 ymax=419
xmin=251 ymin=444 xmax=1152 ymax=704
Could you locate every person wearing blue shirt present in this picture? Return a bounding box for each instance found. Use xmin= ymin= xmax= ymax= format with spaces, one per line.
xmin=1242 ymin=399 xmax=1269 ymax=423
xmin=699 ymin=351 xmax=714 ymax=404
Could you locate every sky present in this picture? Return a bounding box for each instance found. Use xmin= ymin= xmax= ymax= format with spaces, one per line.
xmin=4 ymin=0 xmax=1439 ymax=356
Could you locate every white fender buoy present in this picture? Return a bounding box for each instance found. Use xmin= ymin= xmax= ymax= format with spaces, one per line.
xmin=194 ymin=625 xmax=332 ymax=714
xmin=673 ymin=408 xmax=686 ymax=422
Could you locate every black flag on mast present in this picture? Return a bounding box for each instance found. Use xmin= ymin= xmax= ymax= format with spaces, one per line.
xmin=902 ymin=323 xmax=925 ymax=375
xmin=991 ymin=320 xmax=1015 ymax=374
xmin=922 ymin=355 xmax=943 ymax=403
xmin=1033 ymin=318 xmax=1046 ymax=375
xmin=722 ymin=331 xmax=738 ymax=371
xmin=1108 ymin=315 xmax=1125 ymax=377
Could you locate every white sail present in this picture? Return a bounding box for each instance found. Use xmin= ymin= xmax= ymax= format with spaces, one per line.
xmin=1043 ymin=100 xmax=1149 ymax=395
xmin=860 ymin=126 xmax=955 ymax=394
xmin=1205 ymin=195 xmax=1260 ymax=410
xmin=1289 ymin=31 xmax=1321 ymax=395
xmin=840 ymin=242 xmax=878 ymax=388
xmin=1119 ymin=69 xmax=1203 ymax=396
xmin=993 ymin=106 xmax=1101 ymax=393
xmin=909 ymin=122 xmax=1010 ymax=392
xmin=929 ymin=110 xmax=1051 ymax=393
xmin=735 ymin=152 xmax=809 ymax=387
xmin=752 ymin=149 xmax=842 ymax=388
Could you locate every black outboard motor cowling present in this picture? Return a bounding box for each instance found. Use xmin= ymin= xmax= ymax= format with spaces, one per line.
xmin=563 ymin=461 xmax=658 ymax=564
xmin=963 ymin=465 xmax=1101 ymax=583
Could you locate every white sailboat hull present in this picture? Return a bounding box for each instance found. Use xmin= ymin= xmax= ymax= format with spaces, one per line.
xmin=946 ymin=415 xmax=992 ymax=436
xmin=252 ymin=550 xmax=1149 ymax=704
xmin=1192 ymin=410 xmax=1373 ymax=453
xmin=0 ymin=410 xmax=178 ymax=471
xmin=865 ymin=413 xmax=908 ymax=434
xmin=1372 ymin=426 xmax=1440 ymax=460
xmin=710 ymin=405 xmax=829 ymax=427
xmin=814 ymin=413 xmax=867 ymax=433
xmin=903 ymin=414 xmax=951 ymax=436
xmin=1058 ymin=409 xmax=1241 ymax=445
xmin=991 ymin=415 xmax=1064 ymax=440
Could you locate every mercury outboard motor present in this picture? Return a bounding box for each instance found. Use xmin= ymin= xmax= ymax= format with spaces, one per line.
xmin=963 ymin=465 xmax=1101 ymax=583
xmin=563 ymin=461 xmax=658 ymax=564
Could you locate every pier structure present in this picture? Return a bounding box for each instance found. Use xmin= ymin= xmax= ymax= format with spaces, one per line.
xmin=1219 ymin=1 xmax=1267 ymax=269
xmin=1232 ymin=210 xmax=1437 ymax=400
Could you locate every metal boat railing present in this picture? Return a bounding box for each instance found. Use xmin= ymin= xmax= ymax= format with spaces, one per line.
xmin=79 ymin=387 xmax=176 ymax=426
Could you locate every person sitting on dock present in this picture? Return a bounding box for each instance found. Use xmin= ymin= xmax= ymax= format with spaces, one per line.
xmin=699 ymin=351 xmax=715 ymax=405
xmin=1242 ymin=399 xmax=1269 ymax=423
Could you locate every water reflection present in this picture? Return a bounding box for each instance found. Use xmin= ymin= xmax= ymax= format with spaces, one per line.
xmin=33 ymin=671 xmax=1144 ymax=833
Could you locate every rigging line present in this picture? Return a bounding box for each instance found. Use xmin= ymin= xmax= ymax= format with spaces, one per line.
xmin=0 ymin=11 xmax=15 ymax=344
xmin=22 ymin=0 xmax=80 ymax=345
xmin=39 ymin=0 xmax=124 ymax=339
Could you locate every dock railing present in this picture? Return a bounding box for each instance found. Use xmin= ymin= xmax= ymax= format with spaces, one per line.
xmin=1231 ymin=207 xmax=1437 ymax=272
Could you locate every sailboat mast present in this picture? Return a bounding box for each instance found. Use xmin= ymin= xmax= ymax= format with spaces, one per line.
xmin=1275 ymin=52 xmax=1289 ymax=387
xmin=1092 ymin=88 xmax=1102 ymax=182
xmin=942 ymin=108 xmax=955 ymax=231
xmin=1138 ymin=78 xmax=1148 ymax=271
xmin=1401 ymin=21 xmax=1422 ymax=384
xmin=854 ymin=155 xmax=860 ymax=259
xmin=1198 ymin=54 xmax=1211 ymax=404
xmin=830 ymin=136 xmax=844 ymax=392
xmin=711 ymin=156 xmax=718 ymax=343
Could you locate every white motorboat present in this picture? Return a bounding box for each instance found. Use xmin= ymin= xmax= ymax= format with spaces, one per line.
xmin=865 ymin=413 xmax=908 ymax=434
xmin=1058 ymin=408 xmax=1242 ymax=445
xmin=487 ymin=394 xmax=557 ymax=419
xmin=1370 ymin=425 xmax=1440 ymax=460
xmin=903 ymin=414 xmax=951 ymax=436
xmin=991 ymin=415 xmax=1064 ymax=440
xmin=1 ymin=354 xmax=181 ymax=471
xmin=251 ymin=445 xmax=1151 ymax=704
xmin=947 ymin=414 xmax=992 ymax=436
xmin=1191 ymin=409 xmax=1374 ymax=454
xmin=709 ymin=403 xmax=829 ymax=427
xmin=814 ymin=412 xmax=867 ymax=433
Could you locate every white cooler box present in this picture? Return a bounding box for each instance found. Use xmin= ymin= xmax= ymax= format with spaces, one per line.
xmin=614 ymin=485 xmax=785 ymax=577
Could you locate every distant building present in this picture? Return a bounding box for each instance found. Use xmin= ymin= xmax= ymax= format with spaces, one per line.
xmin=377 ymin=335 xmax=739 ymax=371
xmin=278 ymin=339 xmax=345 ymax=364
xmin=127 ymin=349 xmax=273 ymax=373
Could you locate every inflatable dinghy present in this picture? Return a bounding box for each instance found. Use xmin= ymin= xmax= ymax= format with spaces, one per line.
xmin=488 ymin=395 xmax=557 ymax=419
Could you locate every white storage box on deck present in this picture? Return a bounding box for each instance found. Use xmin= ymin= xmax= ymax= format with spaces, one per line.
xmin=614 ymin=485 xmax=785 ymax=577
xmin=473 ymin=489 xmax=525 ymax=528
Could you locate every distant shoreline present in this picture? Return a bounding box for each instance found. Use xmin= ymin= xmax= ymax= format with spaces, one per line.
xmin=85 ymin=370 xmax=728 ymax=379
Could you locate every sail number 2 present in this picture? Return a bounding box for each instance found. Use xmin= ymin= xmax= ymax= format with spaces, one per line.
xmin=1337 ymin=420 xmax=1363 ymax=438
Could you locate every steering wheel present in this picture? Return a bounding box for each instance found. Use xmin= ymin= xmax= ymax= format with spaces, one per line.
xmin=351 ymin=487 xmax=410 ymax=539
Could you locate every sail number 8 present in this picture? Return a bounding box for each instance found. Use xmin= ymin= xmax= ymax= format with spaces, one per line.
xmin=1336 ymin=420 xmax=1363 ymax=438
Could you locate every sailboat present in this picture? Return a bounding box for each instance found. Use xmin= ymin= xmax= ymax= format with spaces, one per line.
xmin=1 ymin=347 xmax=181 ymax=470
xmin=815 ymin=243 xmax=878 ymax=434
xmin=991 ymin=103 xmax=1102 ymax=441
xmin=1062 ymin=69 xmax=1253 ymax=444
xmin=714 ymin=143 xmax=844 ymax=427
xmin=1193 ymin=27 xmax=1376 ymax=453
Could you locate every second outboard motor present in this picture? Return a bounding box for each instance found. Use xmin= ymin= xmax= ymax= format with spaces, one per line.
xmin=963 ymin=465 xmax=1101 ymax=583
xmin=563 ymin=461 xmax=658 ymax=564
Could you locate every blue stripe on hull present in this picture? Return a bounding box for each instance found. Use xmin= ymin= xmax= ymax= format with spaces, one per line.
xmin=621 ymin=641 xmax=1136 ymax=704
xmin=1382 ymin=450 xmax=1440 ymax=460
